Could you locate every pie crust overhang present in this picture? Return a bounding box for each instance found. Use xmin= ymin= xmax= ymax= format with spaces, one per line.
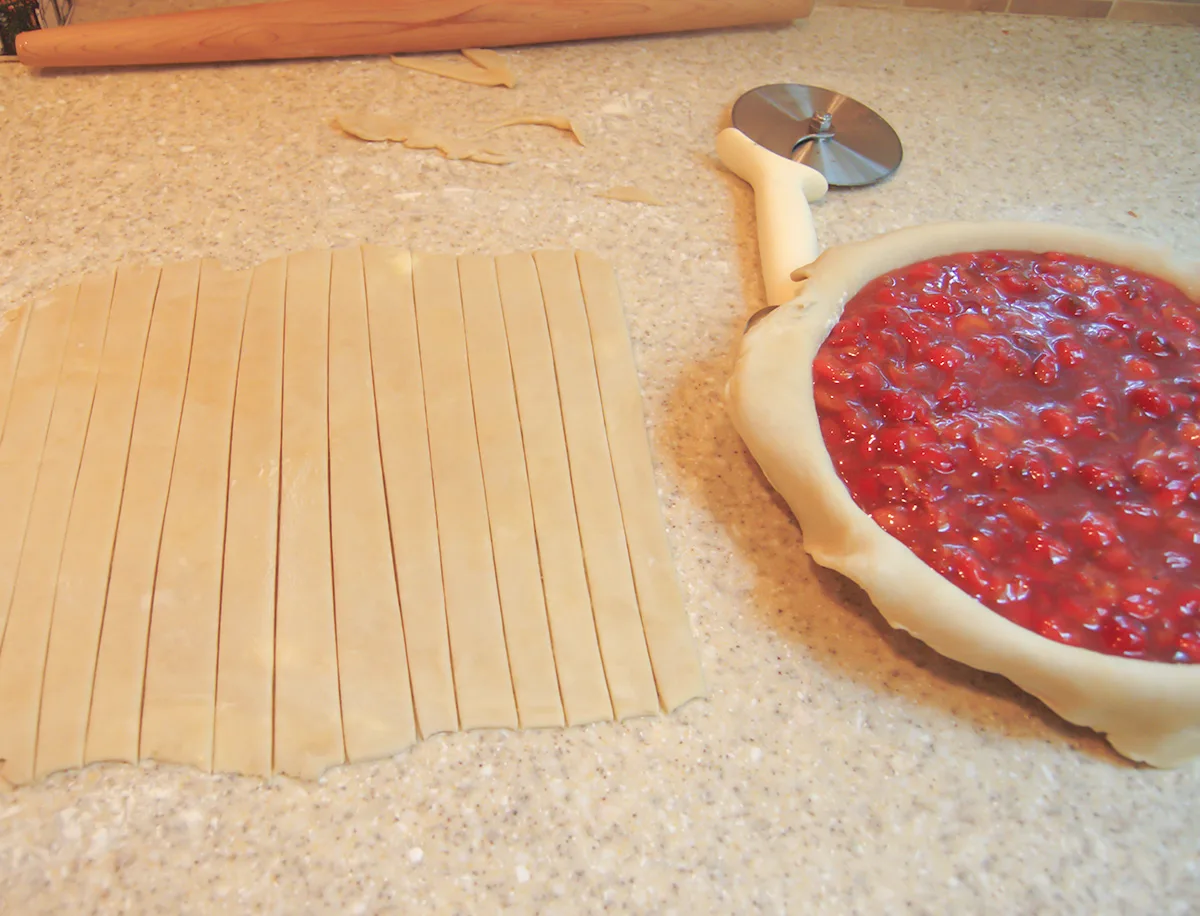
xmin=727 ymin=220 xmax=1200 ymax=767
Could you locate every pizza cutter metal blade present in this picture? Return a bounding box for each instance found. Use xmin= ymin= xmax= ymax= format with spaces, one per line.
xmin=717 ymin=84 xmax=902 ymax=313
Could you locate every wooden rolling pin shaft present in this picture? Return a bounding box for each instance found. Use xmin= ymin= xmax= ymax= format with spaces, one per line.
xmin=16 ymin=0 xmax=813 ymax=69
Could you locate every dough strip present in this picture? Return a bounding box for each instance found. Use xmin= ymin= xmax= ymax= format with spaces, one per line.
xmin=213 ymin=257 xmax=285 ymax=778
xmin=533 ymin=250 xmax=658 ymax=720
xmin=328 ymin=247 xmax=417 ymax=761
xmin=494 ymin=253 xmax=612 ymax=726
xmin=0 ymin=271 xmax=113 ymax=785
xmin=575 ymin=252 xmax=704 ymax=711
xmin=0 ymin=301 xmax=34 ymax=444
xmin=459 ymin=255 xmax=564 ymax=729
xmin=0 ymin=281 xmax=81 ymax=646
xmin=35 ymin=265 xmax=160 ymax=778
xmin=361 ymin=245 xmax=458 ymax=739
xmin=274 ymin=248 xmax=346 ymax=778
xmin=140 ymin=263 xmax=249 ymax=772
xmin=412 ymin=252 xmax=517 ymax=731
xmin=85 ymin=261 xmax=201 ymax=766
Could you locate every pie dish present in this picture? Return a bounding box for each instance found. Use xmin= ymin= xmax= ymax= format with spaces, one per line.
xmin=717 ymin=127 xmax=1200 ymax=767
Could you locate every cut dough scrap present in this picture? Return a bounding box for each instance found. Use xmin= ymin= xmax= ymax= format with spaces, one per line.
xmin=461 ymin=48 xmax=515 ymax=86
xmin=484 ymin=115 xmax=586 ymax=146
xmin=726 ymin=220 xmax=1200 ymax=767
xmin=0 ymin=270 xmax=114 ymax=786
xmin=274 ymin=249 xmax=346 ymax=779
xmin=362 ymin=246 xmax=458 ymax=738
xmin=392 ymin=48 xmax=515 ymax=88
xmin=85 ymin=261 xmax=200 ymax=767
xmin=35 ymin=265 xmax=159 ymax=780
xmin=598 ymin=187 xmax=666 ymax=206
xmin=534 ymin=250 xmax=659 ymax=720
xmin=459 ymin=254 xmax=564 ymax=729
xmin=495 ymin=253 xmax=613 ymax=726
xmin=140 ymin=262 xmax=249 ymax=772
xmin=412 ymin=252 xmax=518 ymax=731
xmin=328 ymin=247 xmax=417 ymax=762
xmin=575 ymin=252 xmax=705 ymax=712
xmin=337 ymin=115 xmax=513 ymax=166
xmin=335 ymin=111 xmax=411 ymax=143
xmin=213 ymin=257 xmax=285 ymax=779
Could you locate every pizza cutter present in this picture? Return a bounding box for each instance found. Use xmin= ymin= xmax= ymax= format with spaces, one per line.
xmin=717 ymin=84 xmax=903 ymax=314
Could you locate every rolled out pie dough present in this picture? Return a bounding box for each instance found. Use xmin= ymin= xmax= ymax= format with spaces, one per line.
xmin=0 ymin=247 xmax=702 ymax=785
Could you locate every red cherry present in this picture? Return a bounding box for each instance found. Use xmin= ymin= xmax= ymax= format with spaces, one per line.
xmin=1131 ymin=459 xmax=1169 ymax=492
xmin=1006 ymin=498 xmax=1048 ymax=531
xmin=1115 ymin=501 xmax=1159 ymax=538
xmin=897 ymin=322 xmax=933 ymax=357
xmin=935 ymin=385 xmax=973 ymax=413
xmin=1129 ymin=384 xmax=1173 ymax=419
xmin=919 ymin=293 xmax=961 ymax=316
xmin=1125 ymin=357 xmax=1159 ymax=380
xmin=839 ymin=405 xmax=874 ymax=439
xmin=1136 ymin=330 xmax=1172 ymax=356
xmin=940 ymin=546 xmax=992 ymax=597
xmin=1039 ymin=442 xmax=1076 ymax=477
xmin=928 ymin=343 xmax=966 ymax=371
xmin=827 ymin=317 xmax=865 ymax=348
xmin=1025 ymin=531 xmax=1071 ymax=565
xmin=1151 ymin=479 xmax=1190 ymax=510
xmin=953 ymin=313 xmax=992 ymax=338
xmin=1098 ymin=545 xmax=1136 ymax=572
xmin=912 ymin=444 xmax=956 ymax=474
xmin=1170 ymin=313 xmax=1199 ymax=335
xmin=1053 ymin=338 xmax=1088 ymax=367
xmin=1032 ymin=354 xmax=1060 ymax=385
xmin=1039 ymin=408 xmax=1076 ymax=438
xmin=1119 ymin=592 xmax=1161 ymax=621
xmin=992 ymin=340 xmax=1032 ymax=377
xmin=1078 ymin=512 xmax=1120 ymax=549
xmin=1101 ymin=615 xmax=1146 ymax=656
xmin=904 ymin=261 xmax=944 ymax=284
xmin=852 ymin=364 xmax=887 ymax=396
xmin=1105 ymin=313 xmax=1136 ymax=333
xmin=875 ymin=427 xmax=908 ymax=459
xmin=1037 ymin=617 xmax=1081 ymax=645
xmin=1079 ymin=387 xmax=1110 ymax=411
xmin=871 ymin=505 xmax=913 ymax=538
xmin=1055 ymin=295 xmax=1094 ymax=318
xmin=1008 ymin=451 xmax=1053 ymax=489
xmin=813 ymin=354 xmax=853 ymax=385
xmin=1078 ymin=462 xmax=1128 ymax=496
xmin=877 ymin=390 xmax=920 ymax=423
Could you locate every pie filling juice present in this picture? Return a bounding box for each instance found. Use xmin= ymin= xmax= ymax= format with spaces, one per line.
xmin=813 ymin=251 xmax=1200 ymax=662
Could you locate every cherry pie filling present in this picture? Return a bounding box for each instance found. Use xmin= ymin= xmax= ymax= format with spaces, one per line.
xmin=813 ymin=250 xmax=1200 ymax=663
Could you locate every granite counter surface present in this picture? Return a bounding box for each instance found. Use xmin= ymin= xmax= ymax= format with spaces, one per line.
xmin=1 ymin=7 xmax=1199 ymax=913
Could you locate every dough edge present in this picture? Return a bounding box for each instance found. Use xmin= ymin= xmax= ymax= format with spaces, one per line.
xmin=726 ymin=220 xmax=1200 ymax=768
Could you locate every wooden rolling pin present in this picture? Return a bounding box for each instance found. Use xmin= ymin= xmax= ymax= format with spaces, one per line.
xmin=15 ymin=0 xmax=813 ymax=69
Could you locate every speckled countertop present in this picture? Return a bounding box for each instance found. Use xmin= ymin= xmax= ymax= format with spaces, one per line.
xmin=1 ymin=7 xmax=1199 ymax=913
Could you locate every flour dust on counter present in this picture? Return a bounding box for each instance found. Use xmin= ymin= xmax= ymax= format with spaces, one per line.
xmin=0 ymin=247 xmax=704 ymax=786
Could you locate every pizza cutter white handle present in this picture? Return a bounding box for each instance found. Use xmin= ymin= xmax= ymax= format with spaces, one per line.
xmin=717 ymin=126 xmax=829 ymax=306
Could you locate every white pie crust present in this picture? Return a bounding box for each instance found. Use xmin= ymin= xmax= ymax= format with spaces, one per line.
xmin=727 ymin=220 xmax=1200 ymax=767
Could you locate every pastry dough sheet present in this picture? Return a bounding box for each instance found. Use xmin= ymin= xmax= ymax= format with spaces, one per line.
xmin=0 ymin=248 xmax=703 ymax=784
